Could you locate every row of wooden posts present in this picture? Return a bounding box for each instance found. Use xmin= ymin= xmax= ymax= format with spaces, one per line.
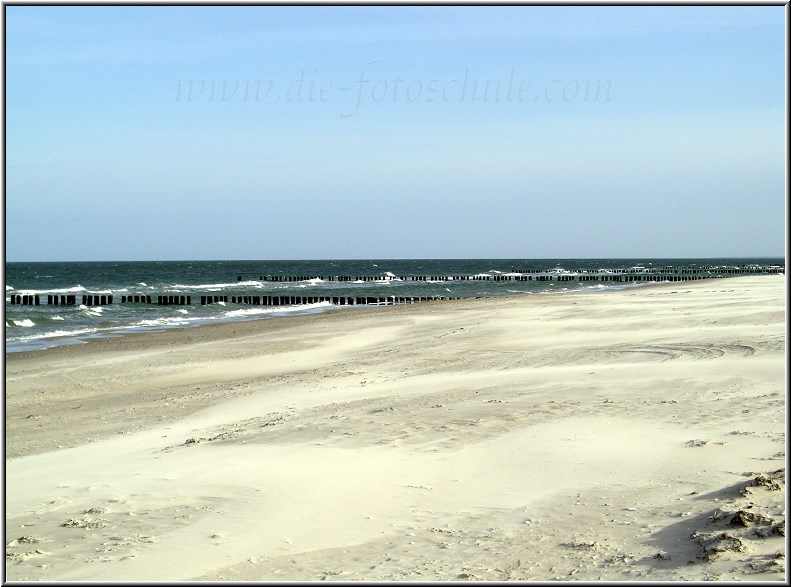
xmin=1 ymin=268 xmax=761 ymax=307
xmin=514 ymin=266 xmax=784 ymax=275
xmin=261 ymin=274 xmax=501 ymax=282
xmin=7 ymin=265 xmax=784 ymax=307
xmin=8 ymin=294 xmax=120 ymax=306
xmin=7 ymin=293 xmax=458 ymax=307
xmin=261 ymin=274 xmax=540 ymax=282
xmin=255 ymin=266 xmax=784 ymax=283
xmin=200 ymin=295 xmax=458 ymax=306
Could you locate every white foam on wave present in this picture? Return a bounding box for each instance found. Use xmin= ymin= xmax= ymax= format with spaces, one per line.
xmin=224 ymin=301 xmax=333 ymax=319
xmin=579 ymin=282 xmax=639 ymax=293
xmin=223 ymin=307 xmax=277 ymax=318
xmin=13 ymin=327 xmax=98 ymax=342
xmin=6 ymin=285 xmax=13 ymax=291
xmin=52 ymin=316 xmax=65 ymax=321
xmin=138 ymin=282 xmax=147 ymax=287
xmin=169 ymin=281 xmax=263 ymax=290
xmin=177 ymin=309 xmax=189 ymax=315
xmin=133 ymin=317 xmax=194 ymax=328
xmin=284 ymin=300 xmax=332 ymax=311
xmin=13 ymin=319 xmax=35 ymax=327
xmin=123 ymin=303 xmax=307 ymax=331
xmin=15 ymin=285 xmax=87 ymax=295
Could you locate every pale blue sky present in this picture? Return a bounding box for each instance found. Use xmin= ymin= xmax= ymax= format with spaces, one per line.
xmin=4 ymin=5 xmax=786 ymax=261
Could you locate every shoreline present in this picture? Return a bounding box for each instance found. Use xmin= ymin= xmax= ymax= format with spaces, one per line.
xmin=4 ymin=277 xmax=731 ymax=359
xmin=6 ymin=258 xmax=784 ymax=355
xmin=5 ymin=275 xmax=786 ymax=581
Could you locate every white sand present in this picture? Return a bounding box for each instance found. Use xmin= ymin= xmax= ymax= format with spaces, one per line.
xmin=4 ymin=275 xmax=786 ymax=581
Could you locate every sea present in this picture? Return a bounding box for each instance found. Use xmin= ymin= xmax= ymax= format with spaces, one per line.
xmin=4 ymin=258 xmax=783 ymax=353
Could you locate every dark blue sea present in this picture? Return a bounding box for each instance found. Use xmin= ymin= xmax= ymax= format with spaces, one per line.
xmin=4 ymin=258 xmax=783 ymax=353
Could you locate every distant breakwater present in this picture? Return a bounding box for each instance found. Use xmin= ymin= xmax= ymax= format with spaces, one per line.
xmin=6 ymin=264 xmax=784 ymax=307
xmin=258 ymin=263 xmax=784 ymax=283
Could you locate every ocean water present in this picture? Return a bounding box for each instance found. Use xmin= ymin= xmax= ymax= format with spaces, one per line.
xmin=4 ymin=258 xmax=783 ymax=353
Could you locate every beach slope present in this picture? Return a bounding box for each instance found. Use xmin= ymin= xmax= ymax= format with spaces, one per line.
xmin=4 ymin=275 xmax=786 ymax=581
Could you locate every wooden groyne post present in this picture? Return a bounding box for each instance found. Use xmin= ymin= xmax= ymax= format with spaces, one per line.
xmin=80 ymin=295 xmax=113 ymax=306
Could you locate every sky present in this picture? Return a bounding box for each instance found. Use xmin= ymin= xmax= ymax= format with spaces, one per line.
xmin=4 ymin=5 xmax=786 ymax=261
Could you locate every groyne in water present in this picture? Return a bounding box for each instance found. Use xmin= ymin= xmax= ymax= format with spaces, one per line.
xmin=257 ymin=263 xmax=784 ymax=283
xmin=7 ymin=293 xmax=458 ymax=307
xmin=5 ymin=264 xmax=784 ymax=307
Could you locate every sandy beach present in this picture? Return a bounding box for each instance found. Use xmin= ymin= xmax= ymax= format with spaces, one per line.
xmin=4 ymin=275 xmax=786 ymax=581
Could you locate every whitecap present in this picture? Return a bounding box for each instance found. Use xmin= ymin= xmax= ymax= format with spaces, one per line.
xmin=134 ymin=318 xmax=191 ymax=327
xmin=6 ymin=285 xmax=13 ymax=291
xmin=14 ymin=327 xmax=97 ymax=341
xmin=15 ymin=285 xmax=87 ymax=295
xmin=223 ymin=307 xmax=277 ymax=318
xmin=224 ymin=301 xmax=332 ymax=319
xmin=169 ymin=281 xmax=262 ymax=290
xmin=13 ymin=319 xmax=35 ymax=327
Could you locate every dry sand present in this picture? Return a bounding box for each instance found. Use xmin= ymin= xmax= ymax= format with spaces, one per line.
xmin=4 ymin=275 xmax=786 ymax=581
